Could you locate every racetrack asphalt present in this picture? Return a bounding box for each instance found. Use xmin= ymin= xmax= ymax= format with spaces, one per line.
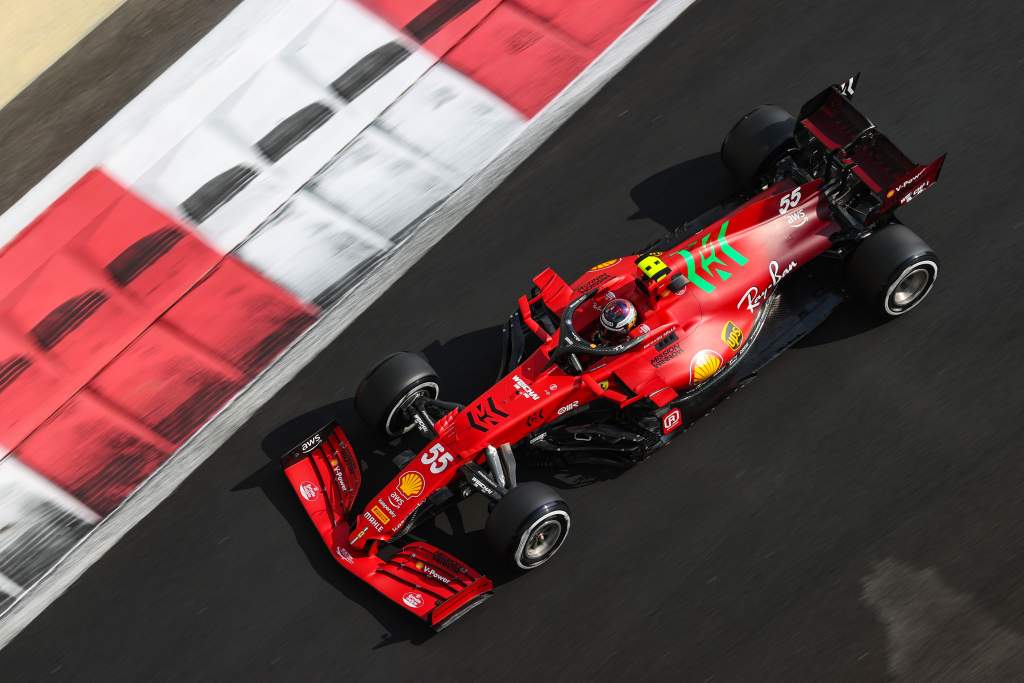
xmin=4 ymin=0 xmax=1024 ymax=680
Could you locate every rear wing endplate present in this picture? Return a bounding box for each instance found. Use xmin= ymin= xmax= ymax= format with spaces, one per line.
xmin=798 ymin=76 xmax=946 ymax=216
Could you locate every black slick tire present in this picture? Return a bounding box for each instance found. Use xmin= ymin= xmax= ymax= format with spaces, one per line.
xmin=486 ymin=482 xmax=571 ymax=571
xmin=721 ymin=105 xmax=796 ymax=188
xmin=354 ymin=352 xmax=440 ymax=437
xmin=846 ymin=224 xmax=939 ymax=318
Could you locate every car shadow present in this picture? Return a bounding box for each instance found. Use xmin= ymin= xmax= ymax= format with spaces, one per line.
xmin=231 ymin=459 xmax=435 ymax=646
xmin=628 ymin=153 xmax=739 ymax=231
xmin=519 ymin=462 xmax=633 ymax=489
xmin=794 ymin=300 xmax=887 ymax=347
xmin=420 ymin=326 xmax=506 ymax=403
xmin=238 ymin=395 xmax=436 ymax=646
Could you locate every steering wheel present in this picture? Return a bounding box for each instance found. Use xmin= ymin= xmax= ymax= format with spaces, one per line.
xmin=551 ymin=288 xmax=651 ymax=372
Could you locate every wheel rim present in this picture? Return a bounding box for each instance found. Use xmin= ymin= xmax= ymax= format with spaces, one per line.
xmin=524 ymin=519 xmax=563 ymax=562
xmin=515 ymin=510 xmax=570 ymax=569
xmin=885 ymin=261 xmax=937 ymax=316
xmin=383 ymin=381 xmax=439 ymax=436
xmin=892 ymin=269 xmax=929 ymax=307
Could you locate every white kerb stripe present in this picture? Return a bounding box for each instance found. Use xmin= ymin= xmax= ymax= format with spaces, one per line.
xmin=0 ymin=457 xmax=101 ymax=524
xmin=0 ymin=574 xmax=22 ymax=598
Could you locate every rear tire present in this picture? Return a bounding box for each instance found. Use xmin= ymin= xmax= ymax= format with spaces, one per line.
xmin=846 ymin=224 xmax=939 ymax=318
xmin=355 ymin=352 xmax=440 ymax=437
xmin=721 ymin=105 xmax=796 ymax=188
xmin=486 ymin=483 xmax=571 ymax=571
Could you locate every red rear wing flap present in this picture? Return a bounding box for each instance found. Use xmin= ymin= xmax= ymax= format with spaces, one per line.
xmin=282 ymin=422 xmax=492 ymax=630
xmin=799 ymin=83 xmax=946 ymax=215
xmin=798 ymin=86 xmax=874 ymax=152
xmin=876 ymin=151 xmax=946 ymax=213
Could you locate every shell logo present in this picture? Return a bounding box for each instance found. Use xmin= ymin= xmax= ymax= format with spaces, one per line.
xmin=299 ymin=482 xmax=318 ymax=501
xmin=590 ymin=258 xmax=621 ymax=271
xmin=398 ymin=471 xmax=425 ymax=498
xmin=690 ymin=350 xmax=723 ymax=383
xmin=402 ymin=592 xmax=425 ymax=609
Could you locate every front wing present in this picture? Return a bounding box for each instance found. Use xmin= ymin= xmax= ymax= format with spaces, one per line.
xmin=281 ymin=423 xmax=493 ymax=630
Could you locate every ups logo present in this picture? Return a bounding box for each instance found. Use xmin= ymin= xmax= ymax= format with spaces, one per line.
xmin=721 ymin=321 xmax=743 ymax=351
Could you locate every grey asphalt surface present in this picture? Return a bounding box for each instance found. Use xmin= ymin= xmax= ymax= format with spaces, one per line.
xmin=4 ymin=0 xmax=1024 ymax=681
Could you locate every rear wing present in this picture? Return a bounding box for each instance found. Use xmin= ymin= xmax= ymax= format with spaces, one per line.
xmin=798 ymin=77 xmax=946 ymax=217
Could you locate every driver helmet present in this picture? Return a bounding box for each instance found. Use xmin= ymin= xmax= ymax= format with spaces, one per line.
xmin=599 ymin=298 xmax=637 ymax=335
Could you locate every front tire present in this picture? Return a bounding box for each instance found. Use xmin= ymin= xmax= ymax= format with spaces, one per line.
xmin=355 ymin=352 xmax=440 ymax=437
xmin=486 ymin=483 xmax=571 ymax=571
xmin=846 ymin=224 xmax=939 ymax=318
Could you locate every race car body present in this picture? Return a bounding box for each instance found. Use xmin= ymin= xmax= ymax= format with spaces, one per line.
xmin=281 ymin=76 xmax=946 ymax=630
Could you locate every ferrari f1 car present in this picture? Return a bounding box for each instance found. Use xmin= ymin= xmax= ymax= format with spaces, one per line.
xmin=282 ymin=76 xmax=946 ymax=630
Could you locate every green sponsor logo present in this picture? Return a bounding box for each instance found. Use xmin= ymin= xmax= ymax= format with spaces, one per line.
xmin=675 ymin=220 xmax=748 ymax=293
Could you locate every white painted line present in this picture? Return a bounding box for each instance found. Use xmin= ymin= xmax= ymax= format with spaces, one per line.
xmin=0 ymin=0 xmax=295 ymax=245
xmin=106 ymin=0 xmax=337 ymax=185
xmin=0 ymin=0 xmax=697 ymax=651
xmin=0 ymin=574 xmax=22 ymax=599
xmin=0 ymin=0 xmax=439 ymax=248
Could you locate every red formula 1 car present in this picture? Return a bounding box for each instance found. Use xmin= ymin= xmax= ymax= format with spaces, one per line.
xmin=281 ymin=77 xmax=946 ymax=630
